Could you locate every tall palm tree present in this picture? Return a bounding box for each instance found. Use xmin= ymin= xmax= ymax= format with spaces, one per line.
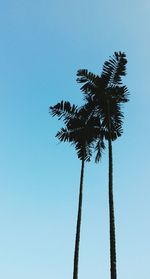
xmin=50 ymin=101 xmax=105 ymax=279
xmin=76 ymin=52 xmax=129 ymax=279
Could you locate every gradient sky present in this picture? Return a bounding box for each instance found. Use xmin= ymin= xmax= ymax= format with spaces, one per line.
xmin=0 ymin=1 xmax=150 ymax=278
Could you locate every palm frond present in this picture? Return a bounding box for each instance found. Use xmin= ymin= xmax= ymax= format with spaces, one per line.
xmin=95 ymin=137 xmax=105 ymax=163
xmin=93 ymin=99 xmax=124 ymax=141
xmin=74 ymin=142 xmax=91 ymax=162
xmin=56 ymin=127 xmax=95 ymax=162
xmin=76 ymin=69 xmax=99 ymax=94
xmin=56 ymin=127 xmax=74 ymax=142
xmin=49 ymin=101 xmax=78 ymax=122
xmin=108 ymin=85 xmax=129 ymax=103
xmin=101 ymin=52 xmax=127 ymax=86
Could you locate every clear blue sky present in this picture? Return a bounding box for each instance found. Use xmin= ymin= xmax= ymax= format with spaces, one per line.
xmin=0 ymin=0 xmax=149 ymax=278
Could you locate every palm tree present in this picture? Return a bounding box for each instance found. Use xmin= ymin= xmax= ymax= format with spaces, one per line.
xmin=49 ymin=101 xmax=105 ymax=279
xmin=76 ymin=52 xmax=129 ymax=279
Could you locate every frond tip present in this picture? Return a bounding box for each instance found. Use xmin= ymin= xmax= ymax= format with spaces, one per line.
xmin=49 ymin=101 xmax=78 ymax=122
xmin=76 ymin=69 xmax=99 ymax=93
xmin=101 ymin=51 xmax=127 ymax=86
xmin=95 ymin=138 xmax=105 ymax=163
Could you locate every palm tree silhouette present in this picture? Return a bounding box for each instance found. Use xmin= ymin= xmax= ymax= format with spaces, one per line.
xmin=76 ymin=52 xmax=129 ymax=279
xmin=50 ymin=101 xmax=105 ymax=279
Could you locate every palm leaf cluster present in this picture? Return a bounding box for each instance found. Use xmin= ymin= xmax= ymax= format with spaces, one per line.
xmin=50 ymin=52 xmax=129 ymax=160
xmin=77 ymin=51 xmax=129 ymax=140
xmin=50 ymin=101 xmax=105 ymax=162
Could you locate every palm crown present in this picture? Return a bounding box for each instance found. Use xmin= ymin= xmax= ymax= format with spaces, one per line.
xmin=50 ymin=101 xmax=105 ymax=162
xmin=76 ymin=51 xmax=129 ymax=140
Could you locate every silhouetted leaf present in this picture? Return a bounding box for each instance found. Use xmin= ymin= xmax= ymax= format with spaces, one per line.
xmin=101 ymin=52 xmax=127 ymax=86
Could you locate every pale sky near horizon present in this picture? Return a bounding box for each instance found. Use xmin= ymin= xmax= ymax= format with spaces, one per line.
xmin=0 ymin=1 xmax=150 ymax=278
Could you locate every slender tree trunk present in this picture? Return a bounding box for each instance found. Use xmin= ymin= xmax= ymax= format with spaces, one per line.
xmin=108 ymin=138 xmax=117 ymax=279
xmin=73 ymin=158 xmax=85 ymax=279
xmin=107 ymin=100 xmax=117 ymax=279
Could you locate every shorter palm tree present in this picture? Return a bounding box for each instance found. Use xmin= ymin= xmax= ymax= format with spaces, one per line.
xmin=50 ymin=101 xmax=105 ymax=279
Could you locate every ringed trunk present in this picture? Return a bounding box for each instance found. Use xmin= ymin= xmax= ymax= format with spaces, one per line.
xmin=73 ymin=158 xmax=85 ymax=279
